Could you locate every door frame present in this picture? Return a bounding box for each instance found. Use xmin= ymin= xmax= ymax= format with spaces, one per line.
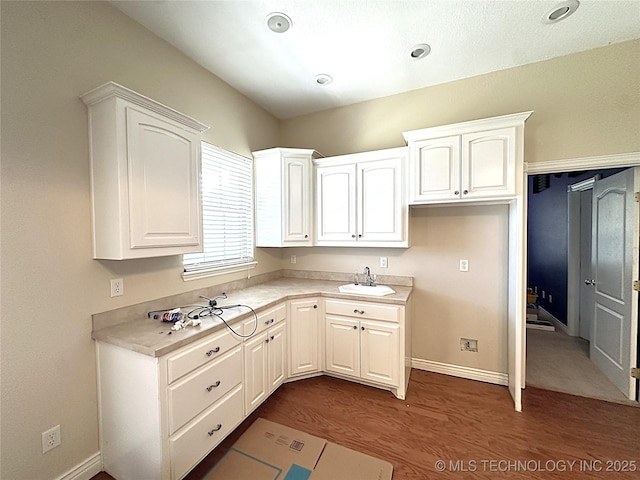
xmin=567 ymin=175 xmax=600 ymax=337
xmin=523 ymin=151 xmax=640 ymax=393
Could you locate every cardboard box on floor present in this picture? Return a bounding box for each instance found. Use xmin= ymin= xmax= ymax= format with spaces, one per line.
xmin=205 ymin=418 xmax=393 ymax=480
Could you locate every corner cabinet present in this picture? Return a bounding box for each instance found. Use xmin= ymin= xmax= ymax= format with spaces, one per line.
xmin=253 ymin=148 xmax=322 ymax=247
xmin=403 ymin=112 xmax=532 ymax=205
xmin=81 ymin=82 xmax=210 ymax=259
xmin=288 ymin=298 xmax=321 ymax=377
xmin=315 ymin=147 xmax=408 ymax=247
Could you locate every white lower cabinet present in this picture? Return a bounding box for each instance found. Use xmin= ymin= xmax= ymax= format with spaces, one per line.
xmin=324 ymin=298 xmax=408 ymax=398
xmin=288 ymin=298 xmax=321 ymax=377
xmin=97 ymin=296 xmax=410 ymax=479
xmin=97 ymin=327 xmax=244 ymax=480
xmin=243 ymin=321 xmax=286 ymax=415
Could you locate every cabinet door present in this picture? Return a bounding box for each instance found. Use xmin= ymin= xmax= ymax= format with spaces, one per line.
xmin=289 ymin=299 xmax=320 ymax=376
xmin=461 ymin=127 xmax=516 ymax=199
xmin=126 ymin=107 xmax=201 ymax=249
xmin=316 ymin=164 xmax=356 ymax=243
xmin=267 ymin=322 xmax=287 ymax=393
xmin=358 ymin=157 xmax=404 ymax=242
xmin=360 ymin=320 xmax=399 ymax=387
xmin=283 ymin=156 xmax=312 ymax=244
xmin=411 ymin=135 xmax=461 ymax=202
xmin=325 ymin=316 xmax=360 ymax=378
xmin=243 ymin=332 xmax=269 ymax=415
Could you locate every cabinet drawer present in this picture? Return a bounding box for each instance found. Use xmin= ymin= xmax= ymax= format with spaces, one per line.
xmin=170 ymin=384 xmax=243 ymax=480
xmin=167 ymin=328 xmax=239 ymax=384
xmin=243 ymin=303 xmax=286 ymax=337
xmin=167 ymin=345 xmax=242 ymax=435
xmin=325 ymin=299 xmax=400 ymax=323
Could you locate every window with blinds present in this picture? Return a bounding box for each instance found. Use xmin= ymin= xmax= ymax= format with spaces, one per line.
xmin=183 ymin=142 xmax=254 ymax=277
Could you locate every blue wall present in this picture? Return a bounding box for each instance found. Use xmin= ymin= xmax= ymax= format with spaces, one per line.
xmin=527 ymin=168 xmax=624 ymax=324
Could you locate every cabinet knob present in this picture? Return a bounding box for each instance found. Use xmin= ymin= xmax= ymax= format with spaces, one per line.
xmin=208 ymin=424 xmax=222 ymax=436
xmin=351 ymin=234 xmax=356 ymax=238
xmin=270 ymin=335 xmax=275 ymax=341
xmin=463 ymin=189 xmax=469 ymax=195
xmin=313 ymin=304 xmax=318 ymax=309
xmin=206 ymin=347 xmax=220 ymax=357
xmin=358 ymin=234 xmax=363 ymax=238
xmin=206 ymin=381 xmax=221 ymax=392
xmin=454 ymin=190 xmax=460 ymax=195
xmin=353 ymin=309 xmax=365 ymax=315
xmin=266 ymin=338 xmax=270 ymax=343
xmin=304 ymin=234 xmax=309 ymax=238
xmin=361 ymin=326 xmax=365 ymax=331
xmin=353 ymin=325 xmax=357 ymax=330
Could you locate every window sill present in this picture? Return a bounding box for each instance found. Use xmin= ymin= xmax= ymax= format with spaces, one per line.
xmin=182 ymin=261 xmax=258 ymax=282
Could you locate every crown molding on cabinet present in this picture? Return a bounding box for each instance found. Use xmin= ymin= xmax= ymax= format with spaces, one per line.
xmin=81 ymin=81 xmax=210 ymax=133
xmin=525 ymin=151 xmax=640 ymax=174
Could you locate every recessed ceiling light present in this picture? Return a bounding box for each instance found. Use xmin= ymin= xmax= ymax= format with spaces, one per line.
xmin=543 ymin=0 xmax=579 ymax=24
xmin=266 ymin=12 xmax=292 ymax=33
xmin=410 ymin=43 xmax=431 ymax=60
xmin=315 ymin=74 xmax=333 ymax=86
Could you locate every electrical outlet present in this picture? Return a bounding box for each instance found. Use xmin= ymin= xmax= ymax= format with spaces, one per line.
xmin=110 ymin=278 xmax=124 ymax=297
xmin=459 ymin=259 xmax=469 ymax=272
xmin=380 ymin=257 xmax=388 ymax=268
xmin=290 ymin=255 xmax=296 ymax=264
xmin=42 ymin=425 xmax=61 ymax=453
xmin=460 ymin=338 xmax=478 ymax=352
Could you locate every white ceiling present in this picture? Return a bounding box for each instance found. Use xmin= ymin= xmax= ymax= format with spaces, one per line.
xmin=112 ymin=0 xmax=640 ymax=119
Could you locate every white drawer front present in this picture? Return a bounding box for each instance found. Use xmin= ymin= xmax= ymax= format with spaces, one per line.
xmin=167 ymin=328 xmax=239 ymax=384
xmin=167 ymin=345 xmax=242 ymax=435
xmin=325 ymin=299 xmax=400 ymax=323
xmin=243 ymin=303 xmax=286 ymax=337
xmin=170 ymin=384 xmax=243 ymax=480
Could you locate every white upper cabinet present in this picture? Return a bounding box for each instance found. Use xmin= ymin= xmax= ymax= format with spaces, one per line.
xmin=81 ymin=82 xmax=209 ymax=259
xmin=253 ymin=148 xmax=321 ymax=247
xmin=315 ymin=147 xmax=408 ymax=247
xmin=403 ymin=112 xmax=532 ymax=205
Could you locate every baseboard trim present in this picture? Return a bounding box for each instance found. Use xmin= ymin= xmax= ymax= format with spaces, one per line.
xmin=538 ymin=306 xmax=569 ymax=334
xmin=56 ymin=452 xmax=102 ymax=480
xmin=412 ymin=358 xmax=508 ymax=386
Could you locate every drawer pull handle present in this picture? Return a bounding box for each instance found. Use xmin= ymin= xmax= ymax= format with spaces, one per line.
xmin=265 ymin=318 xmax=274 ymax=325
xmin=206 ymin=381 xmax=221 ymax=392
xmin=208 ymin=424 xmax=222 ymax=436
xmin=353 ymin=309 xmax=365 ymax=315
xmin=206 ymin=347 xmax=220 ymax=357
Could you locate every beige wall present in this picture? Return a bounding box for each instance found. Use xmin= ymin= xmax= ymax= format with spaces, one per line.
xmin=284 ymin=205 xmax=510 ymax=373
xmin=0 ymin=2 xmax=280 ymax=478
xmin=279 ymin=39 xmax=640 ymax=160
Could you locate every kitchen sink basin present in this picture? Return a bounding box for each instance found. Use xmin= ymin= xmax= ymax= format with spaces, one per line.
xmin=338 ymin=284 xmax=395 ymax=296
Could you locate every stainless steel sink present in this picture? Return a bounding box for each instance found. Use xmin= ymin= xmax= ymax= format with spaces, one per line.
xmin=338 ymin=284 xmax=395 ymax=296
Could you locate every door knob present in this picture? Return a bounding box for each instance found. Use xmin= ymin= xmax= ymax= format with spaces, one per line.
xmin=584 ymin=279 xmax=595 ymax=285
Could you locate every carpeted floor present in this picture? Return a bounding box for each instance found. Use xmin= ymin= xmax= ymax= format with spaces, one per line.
xmin=526 ymin=325 xmax=636 ymax=405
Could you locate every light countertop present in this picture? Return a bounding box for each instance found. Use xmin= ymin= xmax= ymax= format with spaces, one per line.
xmin=92 ymin=277 xmax=412 ymax=358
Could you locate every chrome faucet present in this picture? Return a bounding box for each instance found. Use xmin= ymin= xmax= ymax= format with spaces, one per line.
xmin=362 ymin=266 xmax=376 ymax=286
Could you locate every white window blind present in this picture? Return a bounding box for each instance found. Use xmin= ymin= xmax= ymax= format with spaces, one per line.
xmin=184 ymin=143 xmax=254 ymax=275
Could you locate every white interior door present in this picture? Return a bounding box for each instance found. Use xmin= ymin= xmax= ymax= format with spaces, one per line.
xmin=579 ymin=190 xmax=594 ymax=340
xmin=590 ymin=168 xmax=638 ymax=400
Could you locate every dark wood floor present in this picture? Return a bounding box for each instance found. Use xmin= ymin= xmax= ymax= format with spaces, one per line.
xmin=93 ymin=370 xmax=640 ymax=479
